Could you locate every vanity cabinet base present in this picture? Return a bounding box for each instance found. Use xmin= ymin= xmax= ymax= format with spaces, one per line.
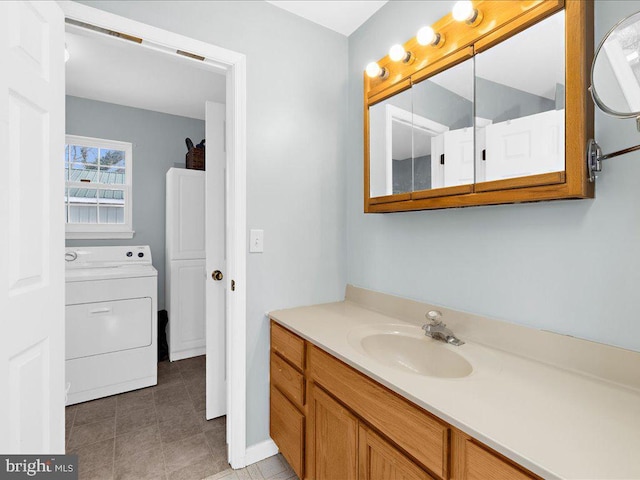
xmin=270 ymin=321 xmax=541 ymax=480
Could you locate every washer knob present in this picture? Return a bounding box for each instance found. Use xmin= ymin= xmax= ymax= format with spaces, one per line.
xmin=126 ymin=251 xmax=133 ymax=257
xmin=138 ymin=252 xmax=144 ymax=258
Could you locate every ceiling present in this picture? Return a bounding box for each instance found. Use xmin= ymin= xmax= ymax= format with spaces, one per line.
xmin=65 ymin=26 xmax=225 ymax=120
xmin=266 ymin=1 xmax=388 ymax=36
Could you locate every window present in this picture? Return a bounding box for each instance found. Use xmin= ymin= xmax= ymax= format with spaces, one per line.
xmin=65 ymin=135 xmax=134 ymax=239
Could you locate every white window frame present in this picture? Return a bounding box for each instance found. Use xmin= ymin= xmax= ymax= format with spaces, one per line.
xmin=65 ymin=134 xmax=134 ymax=239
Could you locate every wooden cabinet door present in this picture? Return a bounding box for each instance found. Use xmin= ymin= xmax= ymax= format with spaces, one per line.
xmin=359 ymin=425 xmax=435 ymax=480
xmin=270 ymin=386 xmax=304 ymax=479
xmin=310 ymin=384 xmax=358 ymax=480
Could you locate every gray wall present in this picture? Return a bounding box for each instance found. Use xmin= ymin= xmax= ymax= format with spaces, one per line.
xmin=348 ymin=1 xmax=640 ymax=354
xmin=77 ymin=1 xmax=348 ymax=447
xmin=66 ymin=95 xmax=205 ymax=310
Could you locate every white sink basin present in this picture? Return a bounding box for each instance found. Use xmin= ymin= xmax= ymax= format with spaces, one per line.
xmin=348 ymin=324 xmax=473 ymax=378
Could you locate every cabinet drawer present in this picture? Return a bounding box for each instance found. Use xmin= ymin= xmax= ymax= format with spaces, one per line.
xmin=271 ymin=351 xmax=305 ymax=408
xmin=465 ymin=441 xmax=538 ymax=480
xmin=309 ymin=345 xmax=449 ymax=479
xmin=270 ymin=385 xmax=304 ymax=479
xmin=271 ymin=322 xmax=305 ymax=371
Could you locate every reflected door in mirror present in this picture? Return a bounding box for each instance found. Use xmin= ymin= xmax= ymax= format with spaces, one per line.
xmin=475 ymin=11 xmax=566 ymax=184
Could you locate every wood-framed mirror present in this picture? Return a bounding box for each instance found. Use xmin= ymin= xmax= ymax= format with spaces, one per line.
xmin=364 ymin=0 xmax=594 ymax=213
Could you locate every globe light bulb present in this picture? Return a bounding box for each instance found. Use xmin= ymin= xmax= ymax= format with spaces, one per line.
xmin=417 ymin=26 xmax=438 ymax=46
xmin=452 ymin=1 xmax=475 ymax=22
xmin=366 ymin=62 xmax=381 ymax=78
xmin=389 ymin=44 xmax=406 ymax=62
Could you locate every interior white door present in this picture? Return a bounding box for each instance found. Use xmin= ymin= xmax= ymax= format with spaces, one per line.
xmin=205 ymin=101 xmax=227 ymax=420
xmin=0 ymin=1 xmax=65 ymax=454
xmin=484 ymin=109 xmax=564 ymax=181
xmin=443 ymin=127 xmax=474 ymax=187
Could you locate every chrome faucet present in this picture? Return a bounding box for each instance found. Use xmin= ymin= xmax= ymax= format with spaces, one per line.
xmin=422 ymin=310 xmax=465 ymax=346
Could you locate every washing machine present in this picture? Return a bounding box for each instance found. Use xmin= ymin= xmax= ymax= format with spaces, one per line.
xmin=65 ymin=245 xmax=158 ymax=405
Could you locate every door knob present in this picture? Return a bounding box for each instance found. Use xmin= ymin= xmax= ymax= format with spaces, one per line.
xmin=212 ymin=270 xmax=224 ymax=281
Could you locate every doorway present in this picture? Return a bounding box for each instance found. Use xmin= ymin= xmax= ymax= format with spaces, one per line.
xmin=61 ymin=1 xmax=248 ymax=468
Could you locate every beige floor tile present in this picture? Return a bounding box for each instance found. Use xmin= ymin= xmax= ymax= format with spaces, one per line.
xmin=158 ymin=360 xmax=181 ymax=373
xmin=165 ymin=454 xmax=227 ymax=480
xmin=66 ymin=405 xmax=77 ymax=429
xmin=256 ymin=455 xmax=287 ymax=479
xmin=75 ymin=396 xmax=117 ymax=426
xmin=204 ymin=469 xmax=237 ymax=480
xmin=162 ymin=432 xmax=211 ymax=472
xmin=81 ymin=464 xmax=115 ymax=480
xmin=116 ymin=388 xmax=155 ymax=416
xmin=204 ymin=428 xmax=226 ymax=455
xmin=156 ymin=401 xmax=196 ymax=424
xmin=68 ymin=418 xmax=115 ymax=449
xmin=68 ymin=438 xmax=115 ymax=475
xmin=113 ymin=446 xmax=165 ymax=480
xmin=200 ymin=414 xmax=226 ymax=433
xmin=154 ymin=384 xmax=193 ymax=408
xmin=157 ymin=368 xmax=184 ymax=388
xmin=176 ymin=356 xmax=205 ymax=373
xmin=115 ymin=404 xmax=158 ymax=436
xmin=115 ymin=424 xmax=162 ymax=460
xmin=157 ymin=410 xmax=202 ymax=444
xmin=245 ymin=463 xmax=264 ymax=479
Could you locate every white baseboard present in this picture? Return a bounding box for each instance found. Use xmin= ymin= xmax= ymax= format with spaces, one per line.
xmin=169 ymin=347 xmax=206 ymax=362
xmin=244 ymin=439 xmax=279 ymax=466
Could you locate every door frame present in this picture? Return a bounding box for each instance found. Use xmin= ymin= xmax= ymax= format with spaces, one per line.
xmin=59 ymin=1 xmax=248 ymax=468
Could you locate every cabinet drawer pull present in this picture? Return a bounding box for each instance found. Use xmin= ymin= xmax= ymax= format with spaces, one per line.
xmin=89 ymin=307 xmax=112 ymax=314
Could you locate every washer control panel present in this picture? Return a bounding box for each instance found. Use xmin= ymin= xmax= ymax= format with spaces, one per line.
xmin=65 ymin=246 xmax=152 ymax=268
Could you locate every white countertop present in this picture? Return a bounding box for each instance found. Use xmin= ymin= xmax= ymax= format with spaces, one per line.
xmin=270 ymin=290 xmax=640 ymax=480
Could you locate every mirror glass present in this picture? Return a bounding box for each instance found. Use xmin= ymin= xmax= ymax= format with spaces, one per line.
xmin=475 ymin=11 xmax=565 ymax=183
xmin=369 ymin=88 xmax=414 ymax=197
xmin=412 ymin=59 xmax=474 ymax=191
xmin=592 ymin=11 xmax=640 ymax=116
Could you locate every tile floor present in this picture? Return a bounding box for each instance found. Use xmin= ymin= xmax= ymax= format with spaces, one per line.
xmin=65 ymin=356 xmax=297 ymax=480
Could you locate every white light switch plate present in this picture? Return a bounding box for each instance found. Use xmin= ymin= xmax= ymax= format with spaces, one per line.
xmin=250 ymin=229 xmax=264 ymax=253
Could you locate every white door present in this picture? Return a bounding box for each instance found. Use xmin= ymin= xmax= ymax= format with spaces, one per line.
xmin=443 ymin=127 xmax=474 ymax=187
xmin=205 ymin=101 xmax=227 ymax=419
xmin=485 ymin=109 xmax=565 ymax=181
xmin=168 ymin=260 xmax=206 ymax=360
xmin=0 ymin=1 xmax=65 ymax=454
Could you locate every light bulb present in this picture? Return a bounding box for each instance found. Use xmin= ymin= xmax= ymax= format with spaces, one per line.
xmin=417 ymin=26 xmax=442 ymax=47
xmin=452 ymin=1 xmax=476 ymax=22
xmin=389 ymin=44 xmax=406 ymax=62
xmin=366 ymin=62 xmax=381 ymax=78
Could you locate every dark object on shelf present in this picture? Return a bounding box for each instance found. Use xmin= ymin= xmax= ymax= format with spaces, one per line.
xmin=185 ymin=136 xmax=205 ymax=170
xmin=158 ymin=310 xmax=169 ymax=361
xmin=186 ymin=147 xmax=205 ymax=170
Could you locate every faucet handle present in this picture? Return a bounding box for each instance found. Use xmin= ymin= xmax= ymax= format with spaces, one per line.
xmin=425 ymin=310 xmax=443 ymax=325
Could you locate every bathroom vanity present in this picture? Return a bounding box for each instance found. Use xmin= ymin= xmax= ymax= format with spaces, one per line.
xmin=269 ymin=286 xmax=640 ymax=480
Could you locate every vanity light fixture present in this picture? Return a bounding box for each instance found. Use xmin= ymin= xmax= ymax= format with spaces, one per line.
xmin=365 ymin=61 xmax=389 ymax=80
xmin=389 ymin=44 xmax=414 ymax=64
xmin=417 ymin=26 xmax=444 ymax=47
xmin=452 ymin=1 xmax=483 ymax=26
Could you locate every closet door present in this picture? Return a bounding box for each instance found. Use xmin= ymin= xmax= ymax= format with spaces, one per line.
xmin=168 ymin=260 xmax=206 ymax=361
